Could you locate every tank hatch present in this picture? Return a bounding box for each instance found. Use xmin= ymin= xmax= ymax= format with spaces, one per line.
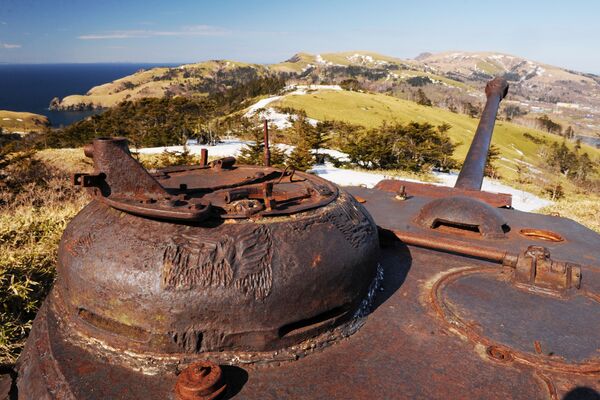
xmin=73 ymin=137 xmax=338 ymax=221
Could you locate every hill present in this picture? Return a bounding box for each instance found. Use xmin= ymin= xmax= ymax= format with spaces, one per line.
xmin=268 ymin=88 xmax=600 ymax=181
xmin=0 ymin=110 xmax=49 ymax=133
xmin=49 ymin=50 xmax=600 ymax=142
xmin=50 ymin=60 xmax=272 ymax=110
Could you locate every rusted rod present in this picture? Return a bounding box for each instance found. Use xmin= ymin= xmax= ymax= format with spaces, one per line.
xmin=393 ymin=230 xmax=517 ymax=267
xmin=200 ymin=148 xmax=208 ymax=167
xmin=263 ymin=119 xmax=271 ymax=167
xmin=454 ymin=77 xmax=509 ymax=191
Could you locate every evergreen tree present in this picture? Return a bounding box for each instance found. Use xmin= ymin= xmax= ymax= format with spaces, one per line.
xmin=342 ymin=122 xmax=458 ymax=171
xmin=484 ymin=144 xmax=501 ymax=179
xmin=286 ymin=113 xmax=316 ymax=171
xmin=545 ymin=140 xmax=598 ymax=181
xmin=463 ymin=102 xmax=480 ymax=118
xmin=287 ymin=142 xmax=314 ymax=171
xmin=237 ymin=118 xmax=286 ymax=167
xmin=310 ymin=121 xmax=332 ymax=163
xmin=416 ymin=89 xmax=432 ymax=106
xmin=564 ymin=125 xmax=575 ymax=139
xmin=536 ymin=114 xmax=562 ymax=135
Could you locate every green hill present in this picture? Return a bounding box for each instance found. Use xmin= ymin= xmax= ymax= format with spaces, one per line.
xmin=271 ymin=89 xmax=600 ymax=180
xmin=0 ymin=110 xmax=50 ymax=133
xmin=51 ymin=60 xmax=271 ymax=110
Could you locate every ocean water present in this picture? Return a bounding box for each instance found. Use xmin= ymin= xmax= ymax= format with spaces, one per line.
xmin=0 ymin=63 xmax=178 ymax=127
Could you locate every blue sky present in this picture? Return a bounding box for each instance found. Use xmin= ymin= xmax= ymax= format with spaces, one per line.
xmin=1 ymin=0 xmax=599 ymax=73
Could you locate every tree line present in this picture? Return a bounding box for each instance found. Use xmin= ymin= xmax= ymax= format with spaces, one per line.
xmin=235 ymin=112 xmax=460 ymax=173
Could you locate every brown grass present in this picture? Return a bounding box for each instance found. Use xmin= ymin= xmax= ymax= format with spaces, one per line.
xmin=538 ymin=193 xmax=600 ymax=233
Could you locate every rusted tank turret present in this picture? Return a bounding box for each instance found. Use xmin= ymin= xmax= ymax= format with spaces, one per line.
xmin=16 ymin=136 xmax=380 ymax=398
xmin=13 ymin=78 xmax=600 ymax=399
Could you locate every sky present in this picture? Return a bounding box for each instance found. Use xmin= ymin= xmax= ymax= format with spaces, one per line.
xmin=0 ymin=0 xmax=599 ymax=73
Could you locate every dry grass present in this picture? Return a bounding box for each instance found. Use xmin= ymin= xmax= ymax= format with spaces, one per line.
xmin=0 ymin=200 xmax=85 ymax=362
xmin=0 ymin=151 xmax=88 ymax=363
xmin=0 ymin=110 xmax=49 ymax=133
xmin=538 ymin=193 xmax=600 ymax=233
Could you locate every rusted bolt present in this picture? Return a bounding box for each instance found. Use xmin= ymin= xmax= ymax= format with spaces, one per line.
xmin=394 ymin=185 xmax=407 ymax=201
xmin=175 ymin=361 xmax=227 ymax=400
xmin=263 ymin=182 xmax=275 ymax=211
xmin=485 ymin=345 xmax=513 ymax=362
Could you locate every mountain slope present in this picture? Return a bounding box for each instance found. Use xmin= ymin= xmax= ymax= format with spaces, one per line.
xmin=51 ymin=60 xmax=272 ymax=110
xmin=269 ymin=88 xmax=600 ymax=180
xmin=50 ymin=50 xmax=600 ymax=140
xmin=0 ymin=110 xmax=49 ymax=133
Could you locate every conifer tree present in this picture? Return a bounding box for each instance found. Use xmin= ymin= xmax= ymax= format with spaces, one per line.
xmin=484 ymin=144 xmax=501 ymax=179
xmin=237 ymin=118 xmax=286 ymax=167
xmin=286 ymin=113 xmax=316 ymax=171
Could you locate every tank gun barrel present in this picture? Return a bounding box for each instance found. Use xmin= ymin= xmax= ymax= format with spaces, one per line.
xmin=454 ymin=77 xmax=509 ymax=190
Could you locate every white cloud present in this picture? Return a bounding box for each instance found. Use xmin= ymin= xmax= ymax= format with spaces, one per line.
xmin=78 ymin=25 xmax=228 ymax=40
xmin=1 ymin=43 xmax=21 ymax=49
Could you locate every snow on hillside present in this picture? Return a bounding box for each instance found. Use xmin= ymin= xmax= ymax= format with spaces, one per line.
xmin=244 ymin=85 xmax=341 ymax=129
xmin=136 ymin=140 xmax=551 ymax=212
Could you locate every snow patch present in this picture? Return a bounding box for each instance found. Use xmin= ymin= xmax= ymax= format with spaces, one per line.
xmin=310 ymin=164 xmax=550 ymax=212
xmin=347 ymin=53 xmax=388 ymax=67
xmin=243 ymin=85 xmax=340 ymax=129
xmin=510 ymin=144 xmax=524 ymax=156
xmin=315 ymin=54 xmax=334 ymax=66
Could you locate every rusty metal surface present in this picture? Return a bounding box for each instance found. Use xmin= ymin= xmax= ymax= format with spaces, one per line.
xmin=16 ymin=243 xmax=600 ymax=399
xmin=175 ymin=361 xmax=227 ymax=400
xmin=455 ymin=77 xmax=509 ymax=190
xmin=74 ymin=137 xmax=340 ymax=221
xmin=47 ymin=190 xmax=378 ymax=356
xmin=0 ymin=373 xmax=12 ymax=400
xmin=15 ymin=191 xmax=600 ymax=398
xmin=17 ymin=135 xmax=382 ymax=398
xmin=263 ymin=119 xmax=270 ymax=167
xmin=347 ymin=185 xmax=600 ymax=268
xmin=374 ymin=179 xmax=513 ymax=208
xmin=414 ymin=195 xmax=508 ymax=238
xmin=15 ymin=77 xmax=600 ymax=399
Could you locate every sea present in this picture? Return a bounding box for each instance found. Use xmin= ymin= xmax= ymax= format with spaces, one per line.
xmin=0 ymin=63 xmax=178 ymax=127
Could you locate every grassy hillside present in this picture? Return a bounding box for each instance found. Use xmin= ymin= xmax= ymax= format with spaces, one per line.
xmin=53 ymin=60 xmax=270 ymax=110
xmin=272 ymin=89 xmax=600 ymax=181
xmin=0 ymin=110 xmax=49 ymax=133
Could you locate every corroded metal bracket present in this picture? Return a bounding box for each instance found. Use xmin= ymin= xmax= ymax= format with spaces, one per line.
xmin=512 ymin=245 xmax=582 ymax=291
xmin=73 ymin=137 xmax=212 ymax=222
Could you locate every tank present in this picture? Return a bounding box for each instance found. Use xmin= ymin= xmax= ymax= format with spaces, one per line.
xmin=10 ymin=78 xmax=600 ymax=399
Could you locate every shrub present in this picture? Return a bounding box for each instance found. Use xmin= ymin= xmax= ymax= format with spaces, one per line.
xmin=237 ymin=118 xmax=286 ymax=167
xmin=0 ymin=150 xmax=87 ymax=363
xmin=343 ymin=121 xmax=458 ymax=171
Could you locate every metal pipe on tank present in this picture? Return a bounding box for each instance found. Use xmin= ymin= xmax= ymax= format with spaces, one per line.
xmin=264 ymin=119 xmax=271 ymax=167
xmin=454 ymin=77 xmax=509 ymax=191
